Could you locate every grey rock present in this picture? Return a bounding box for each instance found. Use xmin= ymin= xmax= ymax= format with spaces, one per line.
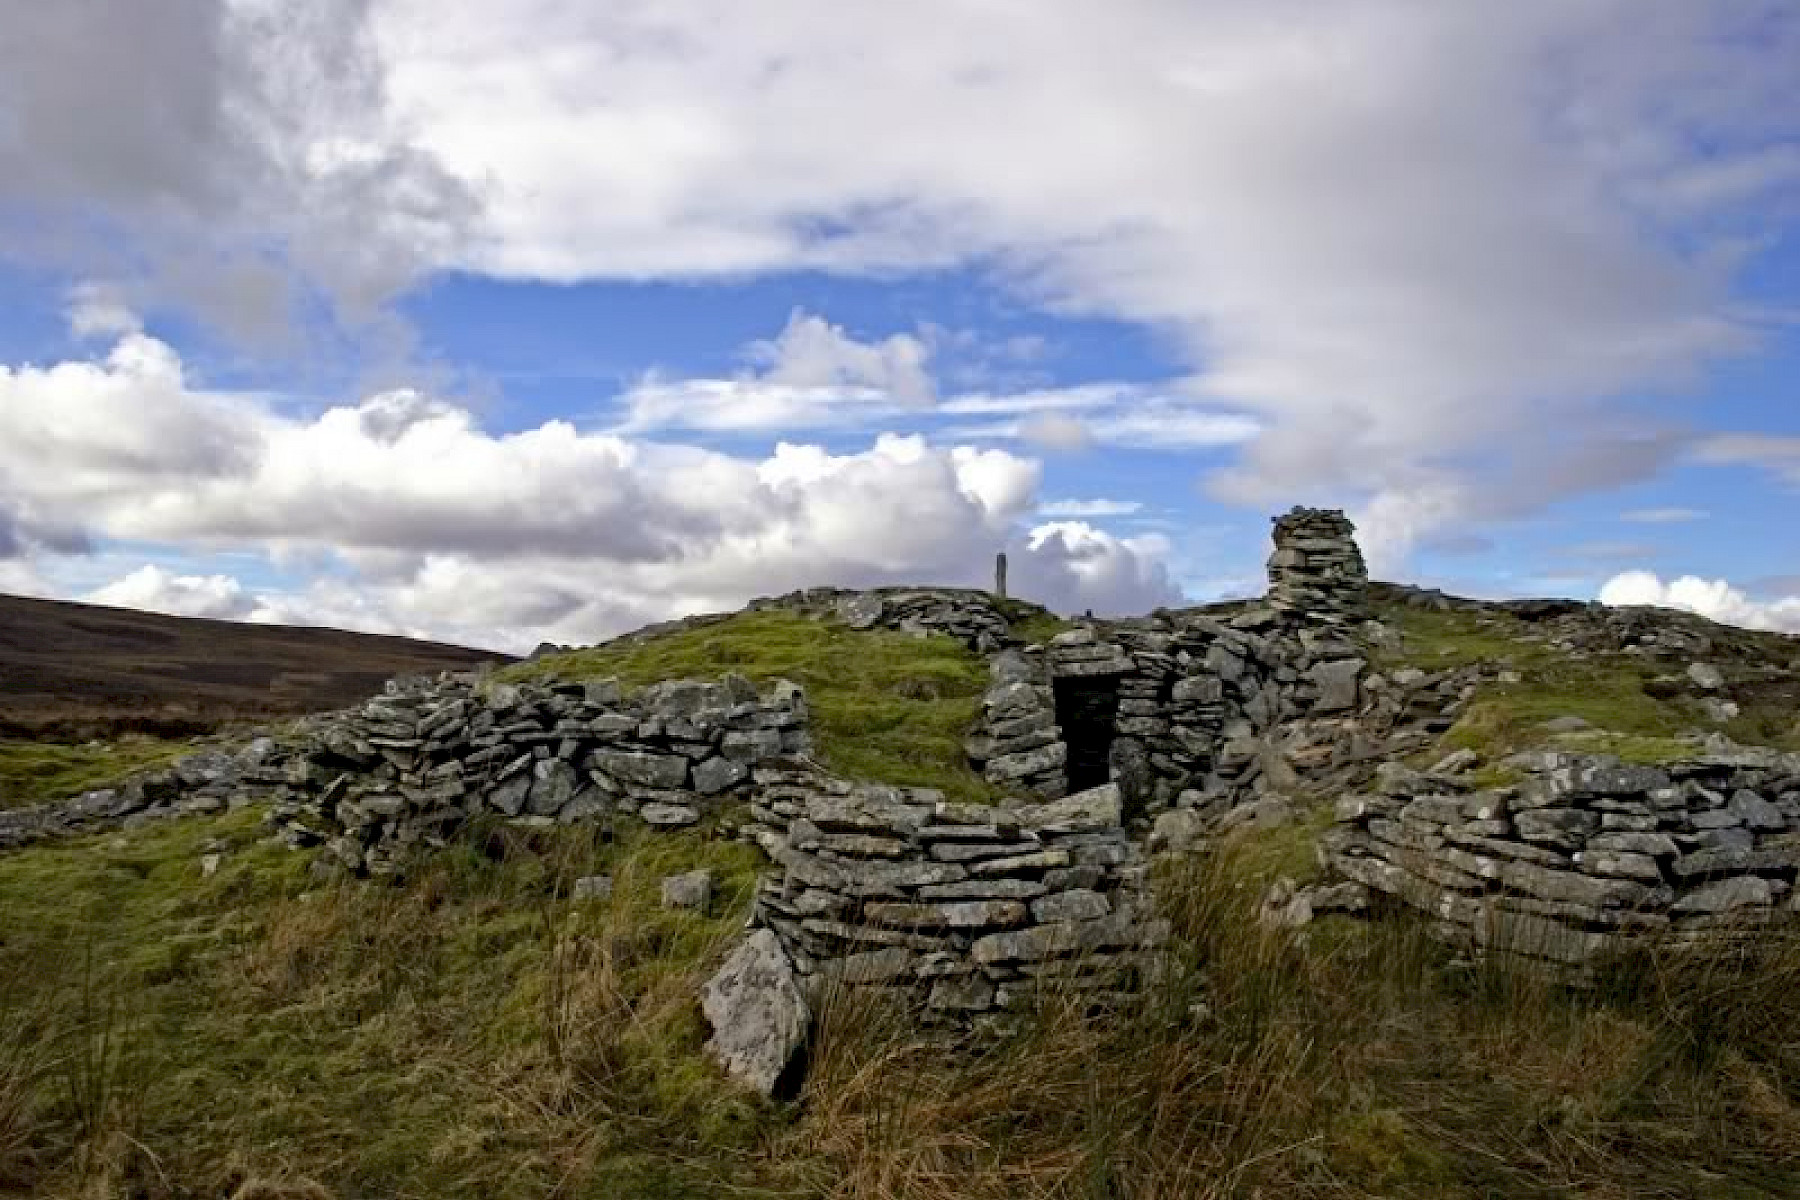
xmin=692 ymin=756 xmax=749 ymax=795
xmin=572 ymin=874 xmax=613 ymax=902
xmin=700 ymin=930 xmax=810 ymax=1096
xmin=1729 ymin=789 xmax=1786 ymax=831
xmin=864 ymin=900 xmax=1029 ymax=929
xmin=1673 ymin=876 xmax=1775 ymax=915
xmin=662 ymin=869 xmax=714 ymax=912
xmin=1308 ymin=658 xmax=1364 ymax=713
xmin=641 ymin=802 xmax=701 ymax=828
xmin=1031 ymin=889 xmax=1111 ymax=923
xmin=595 ymin=750 xmax=689 ymax=790
xmin=1687 ymin=662 xmax=1725 ymax=691
xmin=986 ymin=741 xmax=1069 ymax=783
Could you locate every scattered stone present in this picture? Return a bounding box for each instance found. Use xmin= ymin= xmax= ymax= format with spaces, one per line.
xmin=662 ymin=869 xmax=715 ymax=912
xmin=572 ymin=875 xmax=614 ymax=902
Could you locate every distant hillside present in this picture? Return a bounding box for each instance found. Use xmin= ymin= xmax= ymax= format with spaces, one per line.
xmin=0 ymin=592 xmax=510 ymax=738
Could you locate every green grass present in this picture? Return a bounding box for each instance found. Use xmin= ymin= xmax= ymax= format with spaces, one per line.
xmin=0 ymin=805 xmax=1795 ymax=1197
xmin=500 ymin=609 xmax=999 ymax=802
xmin=0 ymin=808 xmax=789 ymax=1198
xmin=1375 ymin=605 xmax=1732 ymax=763
xmin=0 ymin=737 xmax=192 ymax=809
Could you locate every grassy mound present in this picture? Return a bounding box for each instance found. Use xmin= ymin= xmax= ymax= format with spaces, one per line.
xmin=1374 ymin=603 xmax=1800 ymax=763
xmin=0 ymin=736 xmax=192 ymax=810
xmin=501 ymin=609 xmax=998 ymax=801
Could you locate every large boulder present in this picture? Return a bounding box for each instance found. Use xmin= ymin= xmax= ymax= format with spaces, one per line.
xmin=700 ymin=930 xmax=811 ymax=1096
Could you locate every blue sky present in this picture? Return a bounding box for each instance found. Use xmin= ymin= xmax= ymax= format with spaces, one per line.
xmin=1 ymin=2 xmax=1798 ymax=651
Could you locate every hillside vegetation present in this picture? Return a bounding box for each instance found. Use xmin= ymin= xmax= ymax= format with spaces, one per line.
xmin=502 ymin=608 xmax=999 ymax=802
xmin=0 ymin=594 xmax=1794 ymax=1197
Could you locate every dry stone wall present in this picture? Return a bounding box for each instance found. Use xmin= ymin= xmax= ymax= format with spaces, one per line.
xmin=271 ymin=673 xmax=810 ymax=875
xmin=1321 ymin=747 xmax=1800 ymax=969
xmin=966 ymin=510 xmax=1376 ymax=827
xmin=744 ymin=772 xmax=1167 ymax=1021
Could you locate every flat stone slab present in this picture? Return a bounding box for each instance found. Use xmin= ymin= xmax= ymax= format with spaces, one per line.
xmin=701 ymin=930 xmax=810 ymax=1097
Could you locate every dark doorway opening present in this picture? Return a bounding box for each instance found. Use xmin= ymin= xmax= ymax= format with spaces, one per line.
xmin=1053 ymin=674 xmax=1121 ymax=793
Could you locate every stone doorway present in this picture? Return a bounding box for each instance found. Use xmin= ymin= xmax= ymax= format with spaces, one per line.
xmin=1053 ymin=673 xmax=1121 ymax=793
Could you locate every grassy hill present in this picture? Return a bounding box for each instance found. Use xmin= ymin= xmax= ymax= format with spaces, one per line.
xmin=0 ymin=594 xmax=1794 ymax=1197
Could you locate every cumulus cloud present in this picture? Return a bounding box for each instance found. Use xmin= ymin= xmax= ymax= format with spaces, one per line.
xmin=0 ymin=0 xmax=474 ymax=341
xmin=1599 ymin=570 xmax=1800 ymax=634
xmin=620 ymin=310 xmax=936 ymax=434
xmin=2 ymin=334 xmax=1178 ymax=649
xmin=87 ymin=565 xmax=254 ymax=621
xmin=367 ymin=0 xmax=1796 ymax=552
xmin=1013 ymin=523 xmax=1183 ymax=617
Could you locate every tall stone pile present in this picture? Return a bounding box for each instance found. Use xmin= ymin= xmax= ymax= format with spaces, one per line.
xmin=1267 ymin=507 xmax=1368 ymax=625
xmin=745 ymin=775 xmax=1167 ymax=1022
xmin=1322 ymin=748 xmax=1800 ymax=969
xmin=273 ymin=672 xmax=810 ymax=874
xmin=966 ymin=649 xmax=1067 ymax=799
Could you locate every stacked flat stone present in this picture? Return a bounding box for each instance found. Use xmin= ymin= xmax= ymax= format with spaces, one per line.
xmin=748 ymin=776 xmax=1167 ymax=1021
xmin=826 ymin=588 xmax=1013 ymax=653
xmin=0 ymin=736 xmax=290 ymax=852
xmin=1266 ymin=507 xmax=1368 ymax=625
xmin=272 ymin=672 xmax=810 ymax=874
xmin=1322 ymin=748 xmax=1800 ymax=971
xmin=967 ymin=650 xmax=1067 ymax=799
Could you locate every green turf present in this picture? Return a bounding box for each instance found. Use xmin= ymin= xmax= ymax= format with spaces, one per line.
xmin=0 ymin=736 xmax=193 ymax=809
xmin=500 ymin=609 xmax=999 ymax=801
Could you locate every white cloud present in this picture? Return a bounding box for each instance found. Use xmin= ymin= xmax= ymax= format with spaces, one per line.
xmin=1621 ymin=506 xmax=1707 ymax=524
xmin=361 ymin=0 xmax=1797 ymax=554
xmin=86 ymin=565 xmax=253 ymax=621
xmin=1018 ymin=413 xmax=1094 ymax=453
xmin=1599 ymin=569 xmax=1800 ymax=633
xmin=620 ymin=309 xmax=935 ymax=434
xmin=1696 ymin=434 xmax=1800 ymax=486
xmin=1039 ymin=499 xmax=1144 ymax=518
xmin=747 ymin=310 xmax=934 ymax=406
xmin=7 ymin=2 xmax=1798 ymax=571
xmin=2 ymin=334 xmax=1179 ymax=649
xmin=64 ymin=283 xmax=141 ymax=339
xmin=1016 ymin=523 xmax=1182 ymax=617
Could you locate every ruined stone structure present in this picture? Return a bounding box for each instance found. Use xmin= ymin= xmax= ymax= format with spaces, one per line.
xmin=966 ymin=506 xmax=1374 ymax=823
xmin=1267 ymin=506 xmax=1369 ymax=625
xmin=1320 ymin=747 xmax=1800 ymax=971
xmin=744 ymin=773 xmax=1165 ymax=1021
xmin=270 ymin=673 xmax=810 ymax=875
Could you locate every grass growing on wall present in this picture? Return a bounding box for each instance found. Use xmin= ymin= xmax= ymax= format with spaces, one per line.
xmin=501 ymin=609 xmax=999 ymax=802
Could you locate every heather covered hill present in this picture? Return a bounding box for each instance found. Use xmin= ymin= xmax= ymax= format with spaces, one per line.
xmin=0 ymin=592 xmax=508 ymax=739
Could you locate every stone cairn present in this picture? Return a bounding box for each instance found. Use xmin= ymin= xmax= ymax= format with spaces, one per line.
xmin=745 ymin=775 xmax=1166 ymax=1023
xmin=1322 ymin=747 xmax=1800 ymax=971
xmin=1266 ymin=506 xmax=1368 ymax=627
xmin=272 ymin=672 xmax=810 ymax=875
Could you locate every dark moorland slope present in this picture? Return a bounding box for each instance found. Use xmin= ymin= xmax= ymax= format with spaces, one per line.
xmin=0 ymin=592 xmax=509 ymax=738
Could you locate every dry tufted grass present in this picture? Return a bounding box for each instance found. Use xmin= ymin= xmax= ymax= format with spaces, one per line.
xmin=784 ymin=846 xmax=1800 ymax=1199
xmin=0 ymin=804 xmax=1793 ymax=1198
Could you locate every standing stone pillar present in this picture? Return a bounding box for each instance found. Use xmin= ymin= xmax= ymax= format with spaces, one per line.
xmin=994 ymin=551 xmax=1008 ymax=599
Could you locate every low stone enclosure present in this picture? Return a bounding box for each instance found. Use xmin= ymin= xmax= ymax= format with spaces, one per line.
xmin=11 ymin=505 xmax=1800 ymax=1092
xmin=1321 ymin=746 xmax=1800 ymax=973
